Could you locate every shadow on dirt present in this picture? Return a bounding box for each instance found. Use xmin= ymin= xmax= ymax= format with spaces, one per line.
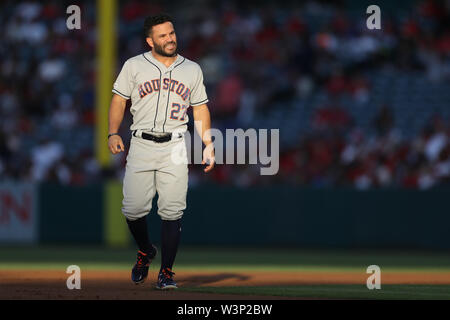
xmin=179 ymin=273 xmax=250 ymax=287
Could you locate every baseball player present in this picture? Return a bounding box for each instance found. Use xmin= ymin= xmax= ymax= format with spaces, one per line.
xmin=107 ymin=14 xmax=215 ymax=290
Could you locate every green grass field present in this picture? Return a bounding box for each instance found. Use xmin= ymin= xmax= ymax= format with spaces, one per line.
xmin=1 ymin=245 xmax=450 ymax=299
xmin=180 ymin=285 xmax=450 ymax=300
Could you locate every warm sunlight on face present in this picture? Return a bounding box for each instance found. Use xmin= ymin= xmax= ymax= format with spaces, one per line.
xmin=147 ymin=21 xmax=177 ymax=57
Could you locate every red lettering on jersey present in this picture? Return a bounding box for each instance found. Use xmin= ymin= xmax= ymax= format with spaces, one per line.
xmin=163 ymin=78 xmax=170 ymax=90
xmin=138 ymin=84 xmax=146 ymax=98
xmin=181 ymin=87 xmax=190 ymax=101
xmin=144 ymin=82 xmax=153 ymax=94
xmin=152 ymin=79 xmax=160 ymax=91
xmin=169 ymin=80 xmax=179 ymax=92
xmin=176 ymin=83 xmax=185 ymax=95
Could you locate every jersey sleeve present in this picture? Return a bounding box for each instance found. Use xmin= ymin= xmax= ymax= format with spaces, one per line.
xmin=190 ymin=65 xmax=209 ymax=107
xmin=112 ymin=60 xmax=133 ymax=100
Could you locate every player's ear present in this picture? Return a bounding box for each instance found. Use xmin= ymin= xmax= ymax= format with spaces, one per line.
xmin=146 ymin=37 xmax=153 ymax=49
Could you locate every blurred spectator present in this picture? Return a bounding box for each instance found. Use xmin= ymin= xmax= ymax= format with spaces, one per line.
xmin=214 ymin=72 xmax=243 ymax=118
xmin=30 ymin=139 xmax=64 ymax=182
xmin=373 ymin=105 xmax=394 ymax=136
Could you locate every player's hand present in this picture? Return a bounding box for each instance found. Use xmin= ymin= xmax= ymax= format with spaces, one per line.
xmin=202 ymin=143 xmax=215 ymax=173
xmin=108 ymin=135 xmax=125 ymax=154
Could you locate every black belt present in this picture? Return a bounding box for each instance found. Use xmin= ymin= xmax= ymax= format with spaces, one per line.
xmin=133 ymin=131 xmax=172 ymax=143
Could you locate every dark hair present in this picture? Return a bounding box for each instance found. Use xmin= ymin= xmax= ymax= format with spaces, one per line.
xmin=143 ymin=13 xmax=174 ymax=38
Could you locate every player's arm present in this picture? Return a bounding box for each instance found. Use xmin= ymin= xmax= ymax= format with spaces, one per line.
xmin=192 ymin=104 xmax=215 ymax=172
xmin=108 ymin=94 xmax=127 ymax=154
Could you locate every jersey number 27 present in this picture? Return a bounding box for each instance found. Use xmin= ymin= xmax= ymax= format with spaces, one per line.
xmin=170 ymin=103 xmax=188 ymax=121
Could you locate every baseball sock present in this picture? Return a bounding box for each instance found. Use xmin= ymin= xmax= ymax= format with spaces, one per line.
xmin=160 ymin=219 xmax=181 ymax=272
xmin=126 ymin=216 xmax=155 ymax=257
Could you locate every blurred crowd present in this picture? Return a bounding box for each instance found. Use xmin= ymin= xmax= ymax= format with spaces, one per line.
xmin=192 ymin=106 xmax=450 ymax=190
xmin=274 ymin=108 xmax=450 ymax=189
xmin=0 ymin=0 xmax=449 ymax=189
xmin=0 ymin=0 xmax=98 ymax=185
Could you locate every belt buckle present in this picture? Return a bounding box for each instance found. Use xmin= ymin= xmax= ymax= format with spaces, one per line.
xmin=153 ymin=133 xmax=171 ymax=143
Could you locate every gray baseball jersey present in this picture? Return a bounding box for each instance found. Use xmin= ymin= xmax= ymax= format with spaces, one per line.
xmin=112 ymin=51 xmax=209 ymax=133
xmin=113 ymin=51 xmax=207 ymax=222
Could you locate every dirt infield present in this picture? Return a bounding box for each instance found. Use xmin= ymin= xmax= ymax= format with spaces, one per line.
xmin=1 ymin=270 xmax=450 ymax=300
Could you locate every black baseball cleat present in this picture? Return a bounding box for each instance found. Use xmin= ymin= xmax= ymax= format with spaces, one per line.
xmin=155 ymin=268 xmax=178 ymax=290
xmin=131 ymin=245 xmax=157 ymax=284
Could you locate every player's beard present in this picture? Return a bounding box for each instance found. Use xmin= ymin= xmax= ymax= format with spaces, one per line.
xmin=153 ymin=41 xmax=177 ymax=57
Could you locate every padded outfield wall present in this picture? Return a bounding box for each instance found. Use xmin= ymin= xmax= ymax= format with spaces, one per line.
xmin=1 ymin=182 xmax=449 ymax=249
